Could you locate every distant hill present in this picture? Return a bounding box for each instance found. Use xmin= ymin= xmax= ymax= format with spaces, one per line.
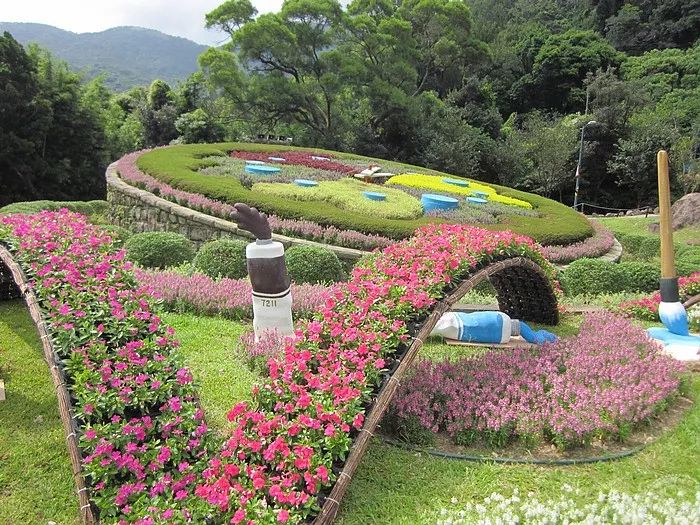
xmin=0 ymin=22 xmax=208 ymax=92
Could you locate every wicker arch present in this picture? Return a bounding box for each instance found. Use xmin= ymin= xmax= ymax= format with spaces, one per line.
xmin=313 ymin=256 xmax=559 ymax=524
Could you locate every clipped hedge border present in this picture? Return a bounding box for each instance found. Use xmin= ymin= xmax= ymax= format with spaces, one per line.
xmin=133 ymin=143 xmax=593 ymax=246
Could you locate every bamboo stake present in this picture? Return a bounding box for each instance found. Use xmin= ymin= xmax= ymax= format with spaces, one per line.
xmin=0 ymin=247 xmax=97 ymax=525
xmin=312 ymin=257 xmax=557 ymax=524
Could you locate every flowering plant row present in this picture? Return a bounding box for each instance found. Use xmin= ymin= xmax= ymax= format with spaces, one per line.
xmin=540 ymin=221 xmax=615 ymax=264
xmin=117 ymin=151 xmax=393 ymax=251
xmin=617 ymin=272 xmax=700 ymax=331
xmin=232 ymin=150 xmax=357 ymax=175
xmin=135 ymin=269 xmax=327 ymax=321
xmin=390 ymin=313 xmax=685 ymax=449
xmin=193 ymin=224 xmax=558 ymax=523
xmin=0 ymin=210 xmax=218 ymax=524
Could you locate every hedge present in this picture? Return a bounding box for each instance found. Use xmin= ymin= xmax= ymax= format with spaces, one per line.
xmin=124 ymin=231 xmax=196 ymax=269
xmin=193 ymin=238 xmax=248 ymax=279
xmin=133 ymin=143 xmax=593 ymax=246
xmin=284 ymin=245 xmax=346 ymax=284
xmin=0 ymin=199 xmax=108 ymax=216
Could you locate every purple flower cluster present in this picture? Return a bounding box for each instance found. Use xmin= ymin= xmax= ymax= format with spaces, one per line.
xmin=391 ymin=312 xmax=685 ymax=448
xmin=238 ymin=329 xmax=290 ymax=375
xmin=116 ymin=151 xmax=393 ymax=251
xmin=541 ymin=221 xmax=615 ymax=264
xmin=135 ymin=269 xmax=327 ymax=320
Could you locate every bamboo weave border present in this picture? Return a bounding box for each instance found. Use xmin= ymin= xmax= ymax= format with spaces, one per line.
xmin=0 ymin=246 xmax=97 ymax=525
xmin=312 ymin=256 xmax=558 ymax=524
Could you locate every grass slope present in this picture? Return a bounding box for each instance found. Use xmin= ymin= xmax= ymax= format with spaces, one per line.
xmin=161 ymin=312 xmax=258 ymax=434
xmin=0 ymin=300 xmax=80 ymax=525
xmin=134 ymin=143 xmax=593 ymax=245
xmin=597 ymin=216 xmax=700 ymax=246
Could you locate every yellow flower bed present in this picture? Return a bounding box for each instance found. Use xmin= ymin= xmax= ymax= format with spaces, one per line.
xmin=386 ymin=173 xmax=533 ymax=209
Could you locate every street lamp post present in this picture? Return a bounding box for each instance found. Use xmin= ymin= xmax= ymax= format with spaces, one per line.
xmin=573 ymin=120 xmax=597 ymax=210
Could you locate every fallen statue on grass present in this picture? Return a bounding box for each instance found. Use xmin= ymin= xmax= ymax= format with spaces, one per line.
xmin=431 ymin=311 xmax=557 ymax=345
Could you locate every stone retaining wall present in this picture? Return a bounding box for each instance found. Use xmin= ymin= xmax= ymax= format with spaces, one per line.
xmin=106 ymin=162 xmax=368 ymax=261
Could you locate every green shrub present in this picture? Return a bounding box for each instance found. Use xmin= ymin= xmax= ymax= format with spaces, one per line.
xmin=285 ymin=245 xmax=345 ymax=284
xmin=677 ymin=246 xmax=700 ymax=275
xmin=618 ymin=261 xmax=659 ymax=293
xmin=0 ymin=199 xmax=107 ymax=216
xmin=193 ymin=238 xmax=248 ymax=279
xmin=124 ymin=232 xmax=195 ymax=269
xmin=98 ymin=224 xmax=132 ymax=245
xmin=561 ymin=259 xmax=628 ymax=296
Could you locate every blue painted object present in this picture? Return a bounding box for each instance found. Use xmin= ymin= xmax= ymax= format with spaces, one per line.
xmin=470 ymin=190 xmax=489 ymax=199
xmin=442 ymin=177 xmax=469 ymax=188
xmin=659 ymin=301 xmax=690 ymax=336
xmin=294 ymin=179 xmax=318 ymax=188
xmin=363 ymin=191 xmax=387 ymax=201
xmin=268 ymin=156 xmax=286 ymax=162
xmin=245 ymin=160 xmax=266 ymax=165
xmin=245 ymin=164 xmax=281 ymax=175
xmin=421 ymin=193 xmax=459 ymax=212
xmin=466 ymin=197 xmax=488 ymax=205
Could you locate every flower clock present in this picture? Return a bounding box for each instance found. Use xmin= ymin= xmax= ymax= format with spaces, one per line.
xmin=0 ymin=210 xmax=557 ymax=524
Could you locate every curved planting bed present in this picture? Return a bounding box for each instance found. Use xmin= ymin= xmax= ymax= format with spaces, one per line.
xmin=0 ymin=210 xmax=559 ymax=524
xmin=121 ymin=143 xmax=593 ymax=248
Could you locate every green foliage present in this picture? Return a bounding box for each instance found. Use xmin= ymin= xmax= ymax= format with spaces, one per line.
xmin=512 ymin=29 xmax=622 ymax=113
xmin=677 ymin=247 xmax=700 ymax=276
xmin=615 ymin=232 xmax=661 ymax=260
xmin=618 ymin=261 xmax=660 ymax=293
xmin=0 ymin=199 xmax=107 ymax=216
xmin=175 ymin=108 xmax=224 ymax=144
xmin=193 ymin=238 xmax=248 ymax=279
xmin=561 ymin=259 xmax=628 ymax=296
xmin=0 ymin=33 xmax=107 ymax=206
xmin=253 ymin=178 xmax=424 ymax=220
xmin=124 ymin=231 xmax=196 ymax=269
xmin=284 ymin=245 xmax=345 ymax=284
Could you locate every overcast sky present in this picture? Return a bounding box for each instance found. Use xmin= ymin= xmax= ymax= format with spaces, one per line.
xmin=1 ymin=0 xmax=285 ymax=45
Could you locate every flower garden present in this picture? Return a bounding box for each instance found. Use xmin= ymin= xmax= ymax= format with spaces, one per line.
xmin=0 ymin=147 xmax=699 ymax=524
xmin=126 ymin=143 xmax=594 ymax=248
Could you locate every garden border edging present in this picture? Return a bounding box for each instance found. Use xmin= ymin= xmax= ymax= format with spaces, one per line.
xmin=106 ymin=162 xmax=370 ymax=261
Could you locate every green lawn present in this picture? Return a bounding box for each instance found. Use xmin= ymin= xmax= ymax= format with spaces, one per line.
xmin=0 ymin=300 xmax=80 ymax=525
xmin=2 ymin=301 xmax=697 ymax=525
xmin=596 ymin=216 xmax=700 ymax=246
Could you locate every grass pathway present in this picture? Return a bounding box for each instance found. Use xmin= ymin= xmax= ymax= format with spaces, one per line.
xmin=0 ymin=300 xmax=80 ymax=525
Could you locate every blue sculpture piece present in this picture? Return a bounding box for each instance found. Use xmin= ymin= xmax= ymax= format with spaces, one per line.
xmin=431 ymin=311 xmax=557 ymax=345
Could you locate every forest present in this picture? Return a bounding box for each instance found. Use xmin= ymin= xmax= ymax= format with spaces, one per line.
xmin=1 ymin=0 xmax=698 ymax=208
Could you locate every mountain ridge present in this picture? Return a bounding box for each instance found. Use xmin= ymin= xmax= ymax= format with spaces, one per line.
xmin=0 ymin=22 xmax=208 ymax=92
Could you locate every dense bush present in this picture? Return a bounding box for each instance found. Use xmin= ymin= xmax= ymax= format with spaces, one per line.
xmin=124 ymin=231 xmax=195 ymax=268
xmin=285 ymin=245 xmax=345 ymax=284
xmin=0 ymin=199 xmax=108 ymax=216
xmin=192 ymin=238 xmax=247 ymax=279
xmin=616 ymin=232 xmax=660 ymax=260
xmin=561 ymin=259 xmax=662 ymax=295
xmin=131 ymin=144 xmax=594 ymax=245
xmin=677 ymin=246 xmax=700 ymax=275
xmin=618 ymin=261 xmax=660 ymax=292
xmin=560 ymin=259 xmax=627 ymax=295
xmin=389 ymin=313 xmax=684 ymax=449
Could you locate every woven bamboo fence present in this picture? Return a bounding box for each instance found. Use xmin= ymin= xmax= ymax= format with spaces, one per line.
xmin=312 ymin=256 xmax=559 ymax=524
xmin=0 ymin=246 xmax=97 ymax=525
